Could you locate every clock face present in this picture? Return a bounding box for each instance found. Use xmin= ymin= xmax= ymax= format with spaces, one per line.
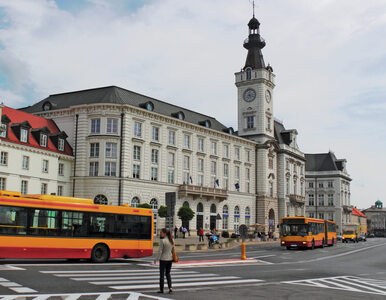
xmin=265 ymin=90 xmax=271 ymax=103
xmin=244 ymin=89 xmax=256 ymax=102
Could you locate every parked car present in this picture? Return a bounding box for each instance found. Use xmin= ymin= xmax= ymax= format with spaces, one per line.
xmin=358 ymin=234 xmax=367 ymax=241
xmin=368 ymin=233 xmax=375 ymax=238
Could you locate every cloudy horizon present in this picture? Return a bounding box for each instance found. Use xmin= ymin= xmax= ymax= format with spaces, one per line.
xmin=0 ymin=0 xmax=385 ymax=209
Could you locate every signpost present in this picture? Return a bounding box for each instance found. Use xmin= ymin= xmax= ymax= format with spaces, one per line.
xmin=239 ymin=224 xmax=248 ymax=260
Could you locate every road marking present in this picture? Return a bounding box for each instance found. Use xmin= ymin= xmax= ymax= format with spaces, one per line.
xmin=0 ymin=277 xmax=37 ymax=294
xmin=72 ymin=273 xmax=216 ymax=281
xmin=0 ymin=265 xmax=25 ymax=271
xmin=46 ymin=270 xmax=196 ymax=277
xmin=283 ymin=276 xmax=386 ymax=296
xmin=91 ymin=276 xmax=240 ymax=285
xmin=11 ymin=262 xmax=131 ymax=267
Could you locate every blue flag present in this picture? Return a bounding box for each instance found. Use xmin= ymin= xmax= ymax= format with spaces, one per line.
xmin=189 ymin=176 xmax=193 ymax=184
xmin=215 ymin=179 xmax=220 ymax=187
xmin=235 ymin=182 xmax=240 ymax=191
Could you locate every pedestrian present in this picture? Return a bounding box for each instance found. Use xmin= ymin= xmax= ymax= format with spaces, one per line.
xmin=174 ymin=226 xmax=178 ymax=239
xmin=199 ymin=227 xmax=204 ymax=242
xmin=182 ymin=226 xmax=187 ymax=239
xmin=154 ymin=228 xmax=174 ymax=294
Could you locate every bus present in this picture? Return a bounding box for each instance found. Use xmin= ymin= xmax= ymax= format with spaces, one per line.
xmin=280 ymin=217 xmax=337 ymax=249
xmin=0 ymin=191 xmax=153 ymax=262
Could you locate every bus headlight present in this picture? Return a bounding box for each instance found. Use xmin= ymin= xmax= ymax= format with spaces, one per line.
xmin=281 ymin=241 xmax=285 ymax=244
xmin=302 ymin=242 xmax=306 ymax=244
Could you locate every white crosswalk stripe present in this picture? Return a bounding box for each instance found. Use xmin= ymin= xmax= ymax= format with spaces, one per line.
xmin=43 ymin=268 xmax=263 ymax=292
xmin=283 ymin=276 xmax=386 ymax=296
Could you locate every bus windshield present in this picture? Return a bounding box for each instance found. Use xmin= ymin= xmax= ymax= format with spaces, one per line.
xmin=343 ymin=230 xmax=354 ymax=235
xmin=281 ymin=224 xmax=309 ymax=237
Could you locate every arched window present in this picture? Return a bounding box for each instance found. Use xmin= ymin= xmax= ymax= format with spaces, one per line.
xmin=197 ymin=202 xmax=203 ymax=214
xmin=150 ymin=198 xmax=158 ymax=210
xmin=234 ymin=205 xmax=240 ymax=233
xmin=131 ymin=197 xmax=140 ymax=208
xmin=245 ymin=206 xmax=250 ymax=226
xmin=183 ymin=201 xmax=190 ymax=208
xmin=210 ymin=204 xmax=216 ymax=214
xmin=222 ymin=205 xmax=229 ymax=215
xmin=234 ymin=206 xmax=240 ymax=215
xmin=94 ymin=194 xmax=108 ymax=205
xmin=246 ymin=68 xmax=252 ymax=80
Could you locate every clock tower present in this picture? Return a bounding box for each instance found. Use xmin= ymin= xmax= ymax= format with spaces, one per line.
xmin=235 ymin=14 xmax=275 ymax=144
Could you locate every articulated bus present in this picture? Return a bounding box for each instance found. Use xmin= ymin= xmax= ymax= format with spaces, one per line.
xmin=0 ymin=191 xmax=153 ymax=262
xmin=280 ymin=217 xmax=337 ymax=249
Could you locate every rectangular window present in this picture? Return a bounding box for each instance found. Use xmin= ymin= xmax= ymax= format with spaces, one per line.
xmin=328 ymin=181 xmax=333 ymax=188
xmin=309 ymin=182 xmax=314 ymax=188
xmin=105 ymin=162 xmax=116 ymax=176
xmin=235 ymin=166 xmax=240 ymax=179
xmin=0 ymin=124 xmax=6 ymax=138
xmin=90 ymin=143 xmax=100 ymax=157
xmin=41 ymin=183 xmax=47 ymax=194
xmin=224 ymin=178 xmax=229 ymax=190
xmin=0 ymin=152 xmax=8 ymax=166
xmin=318 ymin=194 xmax=325 ymax=206
xmin=106 ymin=118 xmax=118 ymax=134
xmin=168 ymin=152 xmax=175 ymax=167
xmin=151 ymin=167 xmax=158 ymax=181
xmin=211 ymin=161 xmax=217 ymax=175
xmin=267 ymin=117 xmax=271 ymax=130
xmin=58 ymin=138 xmax=65 ymax=151
xmin=152 ymin=126 xmax=159 ymax=141
xmin=91 ymin=119 xmax=101 ymax=134
xmin=183 ymin=156 xmax=190 ymax=170
xmin=40 ymin=134 xmax=47 ymax=147
xmin=211 ymin=141 xmax=217 ymax=155
xmin=318 ymin=213 xmax=324 ymax=220
xmin=133 ymin=145 xmax=141 ymax=161
xmin=328 ymin=194 xmax=334 ymax=206
xmin=270 ymin=182 xmax=273 ymax=197
xmin=20 ymin=128 xmax=28 ymax=143
xmin=223 ymin=163 xmax=229 ymax=177
xmin=168 ymin=170 xmax=174 ymax=184
xmin=57 ymin=185 xmax=63 ymax=196
xmin=151 ymin=149 xmax=159 ymax=164
xmin=134 ymin=122 xmax=142 ymax=137
xmin=223 ymin=145 xmax=229 ymax=158
xmin=168 ymin=131 xmax=175 ymax=145
xmin=58 ymin=163 xmax=64 ymax=176
xmin=183 ymin=172 xmax=190 ymax=184
xmin=328 ymin=212 xmax=334 ymax=221
xmin=247 ymin=116 xmax=254 ymax=128
xmin=197 ymin=174 xmax=204 ymax=186
xmin=247 ymin=182 xmax=250 ymax=193
xmin=89 ymin=162 xmax=99 ymax=176
xmin=105 ymin=143 xmax=117 ymax=158
xmin=198 ymin=158 xmax=204 ymax=173
xmin=269 ymin=158 xmax=273 ymax=169
xmin=133 ymin=164 xmax=140 ymax=179
xmin=308 ymin=212 xmax=314 ymax=218
xmin=286 ymin=178 xmax=290 ymax=195
xmin=22 ymin=156 xmax=29 ymax=170
xmin=308 ymin=194 xmax=314 ymax=206
xmin=235 ymin=148 xmax=240 ymax=160
xmin=42 ymin=159 xmax=49 ymax=173
xmin=211 ymin=176 xmax=216 ymax=188
xmin=21 ymin=180 xmax=28 ymax=195
xmin=246 ymin=150 xmax=250 ymax=162
xmin=222 ymin=216 xmax=228 ymax=230
xmin=184 ymin=134 xmax=190 ymax=149
xmin=198 ymin=138 xmax=204 ymax=152
xmin=0 ymin=177 xmax=6 ymax=190
xmin=319 ymin=182 xmax=324 ymax=188
xmin=246 ymin=168 xmax=250 ymax=180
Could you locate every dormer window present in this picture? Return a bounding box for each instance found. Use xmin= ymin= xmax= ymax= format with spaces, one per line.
xmin=20 ymin=128 xmax=28 ymax=143
xmin=42 ymin=101 xmax=52 ymax=111
xmin=58 ymin=138 xmax=65 ymax=151
xmin=146 ymin=102 xmax=154 ymax=111
xmin=177 ymin=111 xmax=185 ymax=120
xmin=40 ymin=134 xmax=48 ymax=147
xmin=199 ymin=120 xmax=211 ymax=128
xmin=0 ymin=123 xmax=7 ymax=138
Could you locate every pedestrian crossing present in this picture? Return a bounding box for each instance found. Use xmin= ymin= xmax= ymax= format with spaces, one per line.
xmin=283 ymin=276 xmax=386 ymax=296
xmin=41 ymin=268 xmax=263 ymax=291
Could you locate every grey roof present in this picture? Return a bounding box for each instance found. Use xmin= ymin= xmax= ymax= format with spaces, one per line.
xmin=21 ymin=86 xmax=233 ymax=134
xmin=305 ymin=152 xmax=345 ymax=172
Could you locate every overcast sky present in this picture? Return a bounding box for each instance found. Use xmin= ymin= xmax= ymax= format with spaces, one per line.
xmin=0 ymin=0 xmax=385 ymax=209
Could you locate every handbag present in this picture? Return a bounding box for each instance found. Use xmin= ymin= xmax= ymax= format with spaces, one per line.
xmin=172 ymin=246 xmax=179 ymax=263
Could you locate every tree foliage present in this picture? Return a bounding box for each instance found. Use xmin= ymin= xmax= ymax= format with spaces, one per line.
xmin=177 ymin=206 xmax=195 ymax=222
xmin=158 ymin=205 xmax=168 ymax=218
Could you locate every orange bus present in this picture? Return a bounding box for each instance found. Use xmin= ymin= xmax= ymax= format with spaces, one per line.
xmin=280 ymin=217 xmax=337 ymax=249
xmin=0 ymin=191 xmax=153 ymax=262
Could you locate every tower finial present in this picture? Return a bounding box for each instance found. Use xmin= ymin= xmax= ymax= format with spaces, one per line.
xmin=253 ymin=0 xmax=255 ymax=17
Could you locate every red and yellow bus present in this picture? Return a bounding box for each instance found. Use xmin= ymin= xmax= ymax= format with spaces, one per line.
xmin=0 ymin=191 xmax=153 ymax=262
xmin=280 ymin=217 xmax=337 ymax=249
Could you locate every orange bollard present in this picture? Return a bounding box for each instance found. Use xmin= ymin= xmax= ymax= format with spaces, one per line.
xmin=240 ymin=242 xmax=247 ymax=260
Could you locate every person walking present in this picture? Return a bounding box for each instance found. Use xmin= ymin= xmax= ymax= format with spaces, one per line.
xmin=174 ymin=226 xmax=178 ymax=239
xmin=182 ymin=226 xmax=187 ymax=239
xmin=154 ymin=228 xmax=174 ymax=294
xmin=199 ymin=228 xmax=204 ymax=242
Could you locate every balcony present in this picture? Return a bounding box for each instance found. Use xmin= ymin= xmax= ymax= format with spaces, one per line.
xmin=178 ymin=184 xmax=228 ymax=201
xmin=289 ymin=194 xmax=306 ymax=205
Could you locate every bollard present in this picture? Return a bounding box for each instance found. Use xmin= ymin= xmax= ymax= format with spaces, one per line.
xmin=240 ymin=242 xmax=247 ymax=260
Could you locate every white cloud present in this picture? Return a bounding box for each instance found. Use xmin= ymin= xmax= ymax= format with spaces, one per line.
xmin=0 ymin=0 xmax=385 ymax=208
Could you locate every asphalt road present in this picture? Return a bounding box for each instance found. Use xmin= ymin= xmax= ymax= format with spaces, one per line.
xmin=0 ymin=238 xmax=385 ymax=299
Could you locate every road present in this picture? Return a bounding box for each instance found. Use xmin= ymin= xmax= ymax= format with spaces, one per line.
xmin=0 ymin=238 xmax=385 ymax=299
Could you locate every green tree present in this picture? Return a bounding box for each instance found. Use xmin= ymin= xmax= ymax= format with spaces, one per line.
xmin=158 ymin=205 xmax=168 ymax=218
xmin=177 ymin=206 xmax=195 ymax=224
xmin=138 ymin=203 xmax=152 ymax=209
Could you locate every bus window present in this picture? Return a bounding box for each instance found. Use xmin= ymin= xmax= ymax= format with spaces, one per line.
xmin=0 ymin=205 xmax=27 ymax=235
xmin=61 ymin=211 xmax=87 ymax=237
xmin=29 ymin=209 xmax=59 ymax=236
xmin=89 ymin=214 xmax=107 ymax=237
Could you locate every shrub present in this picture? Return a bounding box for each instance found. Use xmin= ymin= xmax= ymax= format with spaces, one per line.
xmin=138 ymin=203 xmax=152 ymax=209
xmin=222 ymin=231 xmax=230 ymax=238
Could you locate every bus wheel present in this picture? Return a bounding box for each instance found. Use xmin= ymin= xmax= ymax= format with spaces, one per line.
xmin=91 ymin=244 xmax=109 ymax=263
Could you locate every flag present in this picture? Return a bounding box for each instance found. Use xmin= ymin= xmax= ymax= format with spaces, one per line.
xmin=235 ymin=182 xmax=240 ymax=191
xmin=189 ymin=176 xmax=193 ymax=184
xmin=215 ymin=179 xmax=220 ymax=187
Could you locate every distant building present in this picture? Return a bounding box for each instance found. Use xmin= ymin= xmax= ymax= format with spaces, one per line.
xmin=305 ymin=151 xmax=352 ymax=233
xmin=0 ymin=105 xmax=73 ymax=196
xmin=363 ymin=200 xmax=386 ymax=236
xmin=351 ymin=207 xmax=367 ymax=235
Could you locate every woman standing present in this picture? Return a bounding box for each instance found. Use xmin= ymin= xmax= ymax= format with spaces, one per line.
xmin=154 ymin=228 xmax=174 ymax=294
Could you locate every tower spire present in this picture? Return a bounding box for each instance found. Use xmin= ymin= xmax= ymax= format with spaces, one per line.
xmin=253 ymin=0 xmax=255 ymax=18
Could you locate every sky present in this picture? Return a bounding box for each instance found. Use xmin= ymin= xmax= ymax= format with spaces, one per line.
xmin=0 ymin=0 xmax=385 ymax=209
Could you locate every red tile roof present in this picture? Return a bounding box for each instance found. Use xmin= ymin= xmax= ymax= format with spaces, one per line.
xmin=1 ymin=106 xmax=73 ymax=156
xmin=352 ymin=207 xmax=366 ymax=218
